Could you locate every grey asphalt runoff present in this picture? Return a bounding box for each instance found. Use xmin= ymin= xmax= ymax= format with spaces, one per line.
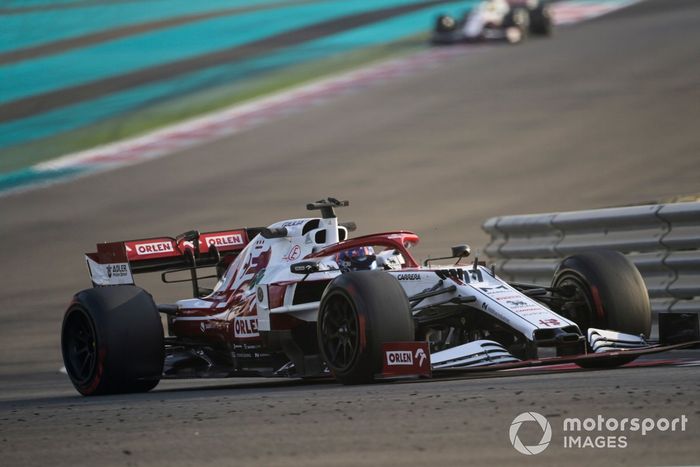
xmin=0 ymin=0 xmax=699 ymax=465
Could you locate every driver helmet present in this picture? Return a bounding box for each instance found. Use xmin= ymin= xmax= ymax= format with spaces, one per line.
xmin=335 ymin=246 xmax=376 ymax=272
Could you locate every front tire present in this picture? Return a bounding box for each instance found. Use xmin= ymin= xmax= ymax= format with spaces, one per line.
xmin=504 ymin=7 xmax=530 ymax=44
xmin=61 ymin=285 xmax=164 ymax=395
xmin=317 ymin=271 xmax=414 ymax=384
xmin=552 ymin=250 xmax=651 ymax=336
xmin=552 ymin=250 xmax=651 ymax=368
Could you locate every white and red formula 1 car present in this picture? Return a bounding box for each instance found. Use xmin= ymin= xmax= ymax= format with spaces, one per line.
xmin=431 ymin=0 xmax=552 ymax=45
xmin=62 ymin=198 xmax=687 ymax=395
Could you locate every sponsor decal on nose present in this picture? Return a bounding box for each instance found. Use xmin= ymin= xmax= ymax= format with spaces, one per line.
xmin=386 ymin=350 xmax=414 ymax=365
xmin=381 ymin=342 xmax=432 ymax=378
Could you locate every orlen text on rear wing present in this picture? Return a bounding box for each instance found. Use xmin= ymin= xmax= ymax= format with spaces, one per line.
xmin=85 ymin=228 xmax=260 ymax=296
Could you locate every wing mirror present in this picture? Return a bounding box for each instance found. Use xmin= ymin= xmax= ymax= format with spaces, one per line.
xmin=339 ymin=221 xmax=357 ymax=232
xmin=290 ymin=261 xmax=321 ymax=274
xmin=451 ymin=244 xmax=471 ymax=258
xmin=424 ymin=244 xmax=471 ymax=266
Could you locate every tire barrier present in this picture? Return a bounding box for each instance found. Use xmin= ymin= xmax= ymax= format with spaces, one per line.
xmin=483 ymin=202 xmax=700 ymax=320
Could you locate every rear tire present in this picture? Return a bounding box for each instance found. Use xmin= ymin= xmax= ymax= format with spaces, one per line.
xmin=434 ymin=14 xmax=458 ymax=33
xmin=504 ymin=7 xmax=530 ymax=44
xmin=529 ymin=3 xmax=552 ymax=36
xmin=551 ymin=250 xmax=651 ymax=368
xmin=61 ymin=286 xmax=164 ymax=395
xmin=317 ymin=271 xmax=414 ymax=384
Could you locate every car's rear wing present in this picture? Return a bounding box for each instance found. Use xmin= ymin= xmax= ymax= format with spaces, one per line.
xmin=85 ymin=227 xmax=262 ymax=288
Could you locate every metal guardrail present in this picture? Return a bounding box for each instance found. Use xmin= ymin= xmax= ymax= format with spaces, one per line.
xmin=482 ymin=202 xmax=700 ymax=319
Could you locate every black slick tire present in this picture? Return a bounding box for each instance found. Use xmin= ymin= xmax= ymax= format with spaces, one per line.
xmin=317 ymin=271 xmax=414 ymax=384
xmin=61 ymin=285 xmax=164 ymax=395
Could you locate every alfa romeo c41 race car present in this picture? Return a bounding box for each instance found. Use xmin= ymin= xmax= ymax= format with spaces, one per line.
xmin=431 ymin=0 xmax=552 ymax=45
xmin=63 ymin=198 xmax=678 ymax=395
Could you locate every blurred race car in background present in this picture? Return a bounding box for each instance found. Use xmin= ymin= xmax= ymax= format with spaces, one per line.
xmin=432 ymin=0 xmax=552 ymax=45
xmin=62 ymin=198 xmax=685 ymax=396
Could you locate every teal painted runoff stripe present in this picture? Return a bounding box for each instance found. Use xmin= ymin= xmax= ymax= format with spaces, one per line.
xmin=0 ymin=166 xmax=86 ymax=193
xmin=2 ymin=0 xmax=86 ymax=7
xmin=0 ymin=0 xmax=641 ymax=195
xmin=0 ymin=0 xmax=294 ymax=52
xmin=1 ymin=0 xmax=430 ymax=103
xmin=0 ymin=1 xmax=471 ymax=151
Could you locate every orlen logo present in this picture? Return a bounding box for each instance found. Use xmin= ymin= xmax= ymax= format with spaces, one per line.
xmin=381 ymin=343 xmax=431 ymax=377
xmin=386 ymin=350 xmax=414 ymax=366
xmin=135 ymin=241 xmax=174 ymax=255
xmin=206 ymin=233 xmax=244 ymax=247
xmin=234 ymin=316 xmax=259 ymax=338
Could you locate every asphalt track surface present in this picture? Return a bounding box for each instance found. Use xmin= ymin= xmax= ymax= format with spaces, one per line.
xmin=1 ymin=0 xmax=699 ymax=465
